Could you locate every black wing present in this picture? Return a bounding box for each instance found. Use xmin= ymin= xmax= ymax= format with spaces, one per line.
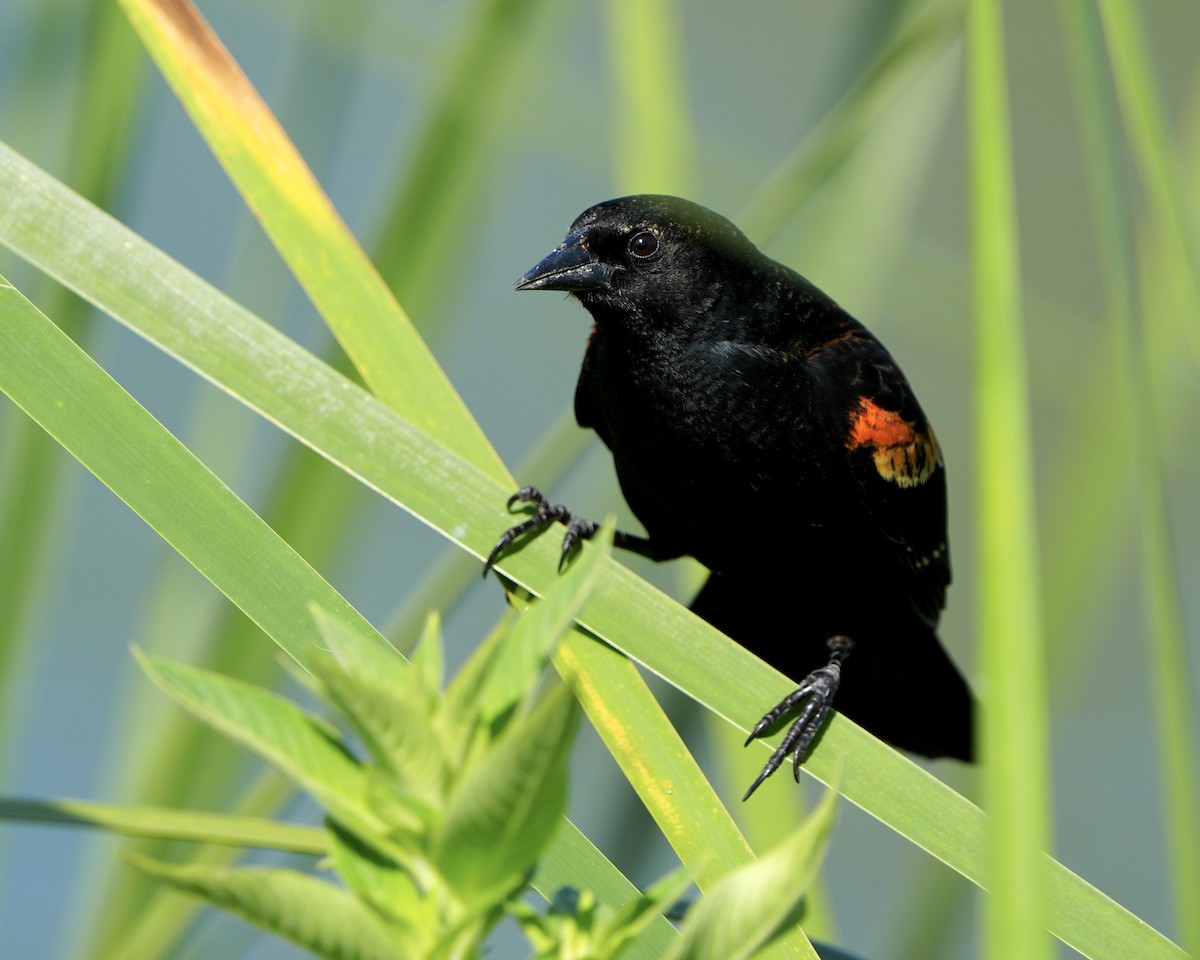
xmin=822 ymin=336 xmax=951 ymax=627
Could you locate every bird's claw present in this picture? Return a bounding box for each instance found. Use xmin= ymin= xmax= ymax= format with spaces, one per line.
xmin=743 ymin=635 xmax=854 ymax=800
xmin=558 ymin=514 xmax=598 ymax=571
xmin=483 ymin=485 xmax=598 ymax=577
xmin=505 ymin=485 xmax=544 ymax=511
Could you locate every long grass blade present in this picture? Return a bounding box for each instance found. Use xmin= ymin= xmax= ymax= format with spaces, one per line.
xmin=738 ymin=0 xmax=962 ymax=245
xmin=965 ymin=2 xmax=1053 ymax=958
xmin=604 ymin=0 xmax=695 ymax=195
xmin=371 ymin=0 xmax=557 ymax=319
xmin=1097 ymin=0 xmax=1200 ymax=361
xmin=0 ymin=271 xmax=399 ymax=681
xmin=0 ymin=796 xmax=325 ymax=853
xmin=116 ymin=0 xmax=508 ymax=482
xmin=0 ymin=0 xmax=148 ymax=778
xmin=557 ymin=631 xmax=819 ymax=960
xmin=1059 ymin=3 xmax=1200 ymax=953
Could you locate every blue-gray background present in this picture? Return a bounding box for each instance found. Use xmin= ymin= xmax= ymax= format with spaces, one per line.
xmin=1 ymin=0 xmax=1197 ymax=957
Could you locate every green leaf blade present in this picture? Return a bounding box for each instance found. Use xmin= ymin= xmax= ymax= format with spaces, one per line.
xmin=327 ymin=821 xmax=437 ymax=942
xmin=0 ymin=795 xmax=325 ymax=853
xmin=966 ymin=1 xmax=1054 ymax=958
xmin=128 ymin=858 xmax=408 ymax=960
xmin=135 ymin=652 xmax=379 ymax=839
xmin=0 ymin=251 xmax=402 ymax=686
xmin=478 ymin=522 xmax=614 ymax=722
xmin=306 ymin=612 xmax=446 ymax=809
xmin=436 ymin=681 xmax=580 ymax=902
xmin=117 ymin=0 xmax=509 ymax=483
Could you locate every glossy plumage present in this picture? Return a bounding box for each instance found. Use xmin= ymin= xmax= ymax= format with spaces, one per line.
xmin=489 ymin=195 xmax=973 ymax=791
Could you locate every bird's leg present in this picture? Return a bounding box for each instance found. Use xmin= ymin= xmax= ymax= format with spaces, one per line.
xmin=742 ymin=635 xmax=854 ymax=800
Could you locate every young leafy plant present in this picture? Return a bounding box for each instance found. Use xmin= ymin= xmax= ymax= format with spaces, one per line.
xmin=124 ymin=509 xmax=846 ymax=960
xmin=508 ymin=781 xmax=843 ymax=960
xmin=127 ymin=543 xmax=603 ymax=959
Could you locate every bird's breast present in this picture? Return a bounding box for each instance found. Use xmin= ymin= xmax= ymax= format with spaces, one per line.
xmin=580 ymin=331 xmax=847 ymax=564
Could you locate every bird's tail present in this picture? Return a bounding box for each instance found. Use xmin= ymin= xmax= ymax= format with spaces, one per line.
xmin=691 ymin=570 xmax=975 ymax=762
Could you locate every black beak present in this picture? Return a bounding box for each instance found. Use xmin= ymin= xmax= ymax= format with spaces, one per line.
xmin=515 ymin=229 xmax=612 ymax=292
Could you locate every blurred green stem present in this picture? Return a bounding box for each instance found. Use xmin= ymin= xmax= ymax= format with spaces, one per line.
xmin=966 ymin=0 xmax=1053 ymax=957
xmin=1097 ymin=0 xmax=1200 ymax=363
xmin=0 ymin=0 xmax=147 ymax=780
xmin=1060 ymin=2 xmax=1200 ymax=953
xmin=603 ymin=0 xmax=695 ymax=196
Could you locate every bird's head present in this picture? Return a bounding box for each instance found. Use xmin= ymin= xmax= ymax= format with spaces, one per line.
xmin=515 ymin=195 xmax=760 ymax=326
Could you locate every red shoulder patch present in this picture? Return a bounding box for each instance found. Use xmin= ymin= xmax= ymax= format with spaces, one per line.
xmin=847 ymin=396 xmax=941 ymax=488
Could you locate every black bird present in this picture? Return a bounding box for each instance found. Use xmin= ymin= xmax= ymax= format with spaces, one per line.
xmin=486 ymin=195 xmax=973 ymax=796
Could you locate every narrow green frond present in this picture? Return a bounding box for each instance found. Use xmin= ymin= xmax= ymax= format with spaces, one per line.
xmin=0 ymin=796 xmax=324 ymax=853
xmin=966 ymin=2 xmax=1054 ymax=957
xmin=1059 ymin=2 xmax=1200 ymax=952
xmin=127 ymin=857 xmax=409 ymax=960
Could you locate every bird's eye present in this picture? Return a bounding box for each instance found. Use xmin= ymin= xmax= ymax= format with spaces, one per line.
xmin=627 ymin=230 xmax=659 ymax=259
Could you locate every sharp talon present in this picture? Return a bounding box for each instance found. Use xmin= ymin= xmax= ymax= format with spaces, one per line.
xmin=482 ymin=525 xmax=520 ymax=578
xmin=484 ymin=485 xmax=600 ymax=578
xmin=482 ymin=500 xmax=555 ymax=578
xmin=506 ymin=485 xmax=547 ymax=511
xmin=557 ymin=515 xmax=593 ymax=571
xmin=482 ymin=536 xmax=510 ymax=578
xmin=744 ymin=716 xmax=770 ymax=746
xmin=742 ymin=768 xmax=772 ymax=802
xmin=482 ymin=533 xmax=514 ymax=579
xmin=742 ymin=636 xmax=852 ymax=798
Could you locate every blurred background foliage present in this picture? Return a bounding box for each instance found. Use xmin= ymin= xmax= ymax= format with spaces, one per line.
xmin=0 ymin=0 xmax=1197 ymax=957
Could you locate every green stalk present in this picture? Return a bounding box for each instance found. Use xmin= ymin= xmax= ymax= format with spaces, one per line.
xmin=0 ymin=0 xmax=147 ymax=779
xmin=604 ymin=0 xmax=695 ymax=195
xmin=966 ymin=2 xmax=1053 ymax=958
xmin=370 ymin=0 xmax=557 ymax=321
xmin=0 ymin=795 xmax=323 ymax=853
xmin=1060 ymin=2 xmax=1200 ymax=953
xmin=1097 ymin=0 xmax=1200 ymax=362
xmin=738 ymin=0 xmax=962 ymax=246
xmin=557 ymin=631 xmax=821 ymax=960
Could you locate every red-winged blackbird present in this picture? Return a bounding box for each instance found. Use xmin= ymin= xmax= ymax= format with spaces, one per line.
xmin=486 ymin=195 xmax=973 ymax=797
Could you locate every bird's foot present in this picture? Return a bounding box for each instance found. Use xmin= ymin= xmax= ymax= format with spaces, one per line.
xmin=743 ymin=635 xmax=854 ymax=800
xmin=482 ymin=485 xmax=597 ymax=577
